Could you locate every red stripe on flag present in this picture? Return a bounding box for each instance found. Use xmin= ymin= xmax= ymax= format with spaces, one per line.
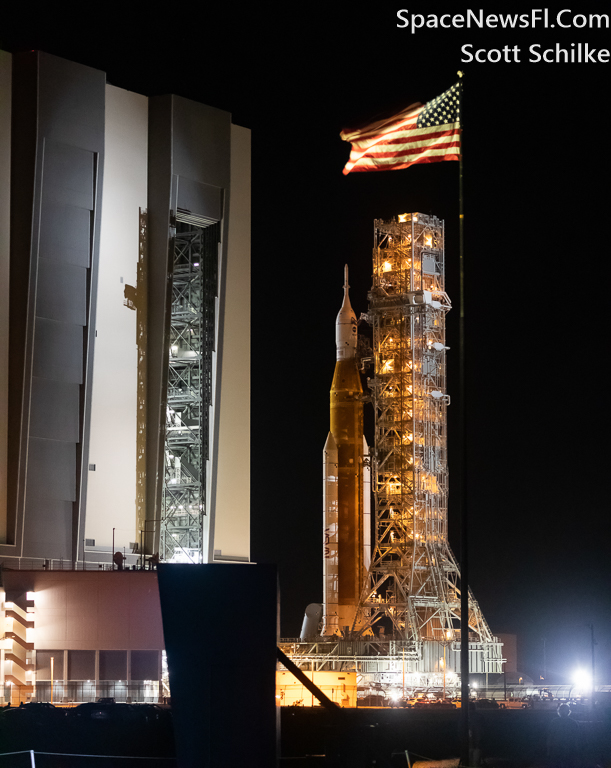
xmin=373 ymin=127 xmax=459 ymax=147
xmin=367 ymin=139 xmax=461 ymax=161
xmin=343 ymin=153 xmax=461 ymax=174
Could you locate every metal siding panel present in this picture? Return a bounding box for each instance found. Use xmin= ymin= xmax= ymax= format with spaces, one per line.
xmin=131 ymin=651 xmax=160 ymax=681
xmin=99 ymin=651 xmax=127 ymax=681
xmin=68 ymin=650 xmax=95 ymax=681
xmin=4 ymin=51 xmax=105 ymax=564
xmin=35 ymin=651 xmax=65 ymax=680
xmin=38 ymin=52 xmax=105 ymax=152
xmin=30 ymin=377 xmax=80 ymax=442
xmin=39 ymin=202 xmax=91 ymax=267
xmin=27 ymin=438 xmax=76 ymax=501
xmin=32 ymin=318 xmax=83 ymax=384
xmin=36 ymin=257 xmax=87 ymax=325
xmin=22 ymin=496 xmax=72 ymax=559
xmin=177 ymin=177 xmax=221 ymax=221
xmin=42 ymin=141 xmax=94 ymax=210
xmin=172 ymin=97 xmax=231 ymax=189
xmin=5 ymin=52 xmax=40 ymax=550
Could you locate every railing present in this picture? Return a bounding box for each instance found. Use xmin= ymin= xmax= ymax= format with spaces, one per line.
xmin=3 ymin=681 xmax=162 ymax=704
xmin=0 ymin=753 xmax=177 ymax=767
xmin=0 ymin=560 xmax=157 ymax=572
xmin=1 ymin=560 xmax=111 ymax=571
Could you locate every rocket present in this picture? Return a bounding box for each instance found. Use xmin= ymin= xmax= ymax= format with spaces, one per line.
xmin=322 ymin=266 xmax=370 ymax=636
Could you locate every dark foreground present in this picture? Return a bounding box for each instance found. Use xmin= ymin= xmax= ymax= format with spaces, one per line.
xmin=1 ymin=703 xmax=610 ymax=767
xmin=282 ymin=706 xmax=611 ymax=766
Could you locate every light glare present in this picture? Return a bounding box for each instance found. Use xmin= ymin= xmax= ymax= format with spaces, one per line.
xmin=573 ymin=669 xmax=591 ymax=690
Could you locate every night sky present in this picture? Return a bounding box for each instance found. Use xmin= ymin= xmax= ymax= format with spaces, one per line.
xmin=3 ymin=3 xmax=610 ymax=685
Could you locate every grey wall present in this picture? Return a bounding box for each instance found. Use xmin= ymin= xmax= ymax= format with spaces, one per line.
xmin=2 ymin=52 xmax=105 ymax=561
xmin=0 ymin=51 xmax=12 ymax=543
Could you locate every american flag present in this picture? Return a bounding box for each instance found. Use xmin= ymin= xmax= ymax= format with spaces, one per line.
xmin=340 ymin=81 xmax=462 ymax=175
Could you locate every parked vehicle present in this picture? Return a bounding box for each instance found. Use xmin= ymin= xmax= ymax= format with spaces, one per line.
xmin=358 ymin=694 xmax=387 ymax=707
xmin=474 ymin=698 xmax=499 ymax=709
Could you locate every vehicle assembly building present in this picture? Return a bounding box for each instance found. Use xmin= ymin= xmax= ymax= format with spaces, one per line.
xmin=284 ymin=213 xmax=503 ymax=698
xmin=0 ymin=49 xmax=251 ymax=705
xmin=0 ymin=49 xmax=250 ymax=568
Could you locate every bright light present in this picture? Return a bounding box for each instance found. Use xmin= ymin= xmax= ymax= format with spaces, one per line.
xmin=573 ymin=669 xmax=591 ymax=690
xmin=398 ymin=213 xmax=409 ymax=222
xmin=383 ymin=261 xmax=392 ymax=272
xmin=390 ymin=690 xmax=401 ymax=701
xmin=26 ymin=592 xmax=36 ymax=600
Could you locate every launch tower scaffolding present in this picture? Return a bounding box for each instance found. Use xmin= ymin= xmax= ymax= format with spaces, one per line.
xmin=280 ymin=214 xmax=502 ymax=686
xmin=160 ymin=221 xmax=220 ymax=563
xmin=356 ymin=214 xmax=498 ymax=660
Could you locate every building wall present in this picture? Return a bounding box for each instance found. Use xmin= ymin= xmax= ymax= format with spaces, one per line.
xmin=276 ymin=670 xmax=357 ymax=707
xmin=1 ymin=52 xmax=106 ymax=563
xmin=85 ymin=85 xmax=148 ymax=555
xmin=1 ymin=570 xmax=164 ymax=704
xmin=0 ymin=50 xmax=251 ymax=570
xmin=3 ymin=571 xmax=164 ymax=651
xmin=0 ymin=51 xmax=11 ymax=544
xmin=209 ymin=124 xmax=251 ymax=562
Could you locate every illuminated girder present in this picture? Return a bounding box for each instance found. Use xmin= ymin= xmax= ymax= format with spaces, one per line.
xmin=160 ymin=222 xmax=219 ymax=563
xmin=356 ymin=214 xmax=496 ymax=657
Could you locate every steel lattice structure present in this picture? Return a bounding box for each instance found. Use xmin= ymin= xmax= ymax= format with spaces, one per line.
xmin=355 ymin=214 xmax=495 ymax=650
xmin=160 ymin=221 xmax=219 ymax=563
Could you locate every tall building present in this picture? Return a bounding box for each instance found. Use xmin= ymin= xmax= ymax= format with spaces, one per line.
xmin=0 ymin=49 xmax=251 ymax=704
xmin=0 ymin=49 xmax=250 ymax=568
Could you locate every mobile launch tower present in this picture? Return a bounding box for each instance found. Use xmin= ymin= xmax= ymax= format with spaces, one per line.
xmin=285 ymin=213 xmax=502 ymax=692
xmin=357 ymin=213 xmax=494 ymax=649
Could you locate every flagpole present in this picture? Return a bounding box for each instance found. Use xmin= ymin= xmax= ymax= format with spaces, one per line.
xmin=456 ymin=70 xmax=471 ymax=766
